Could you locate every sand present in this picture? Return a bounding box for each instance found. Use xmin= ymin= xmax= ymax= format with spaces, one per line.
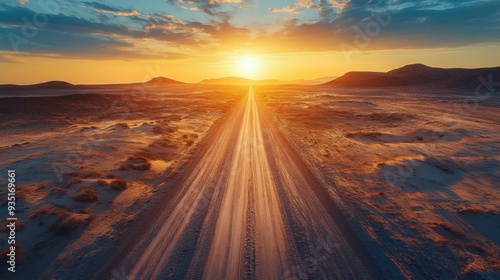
xmin=262 ymin=86 xmax=500 ymax=278
xmin=1 ymin=83 xmax=498 ymax=279
xmin=0 ymin=85 xmax=240 ymax=279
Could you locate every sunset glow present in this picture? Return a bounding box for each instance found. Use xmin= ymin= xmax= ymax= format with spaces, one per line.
xmin=237 ymin=56 xmax=259 ymax=78
xmin=0 ymin=0 xmax=499 ymax=84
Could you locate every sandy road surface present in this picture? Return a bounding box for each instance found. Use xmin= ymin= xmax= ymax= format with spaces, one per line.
xmin=109 ymin=88 xmax=380 ymax=279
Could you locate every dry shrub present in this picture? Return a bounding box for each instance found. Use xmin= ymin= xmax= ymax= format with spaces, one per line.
xmin=133 ymin=150 xmax=156 ymax=160
xmin=30 ymin=205 xmax=91 ymax=234
xmin=432 ymin=221 xmax=465 ymax=237
xmin=119 ymin=164 xmax=129 ymax=170
xmin=115 ymin=123 xmax=130 ymax=129
xmin=126 ymin=157 xmax=151 ymax=170
xmin=65 ymin=177 xmax=82 ymax=188
xmin=31 ymin=205 xmax=68 ymax=217
xmin=73 ymin=186 xmax=99 ymax=202
xmin=105 ymin=173 xmax=118 ymax=179
xmin=153 ymin=125 xmax=174 ymax=134
xmin=186 ymin=139 xmax=195 ymax=146
xmin=50 ymin=213 xmax=90 ymax=234
xmin=110 ymin=179 xmax=127 ymax=191
xmin=96 ymin=179 xmax=109 ymax=186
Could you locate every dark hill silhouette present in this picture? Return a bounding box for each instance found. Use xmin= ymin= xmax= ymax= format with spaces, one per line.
xmin=0 ymin=77 xmax=186 ymax=93
xmin=147 ymin=77 xmax=184 ymax=85
xmin=0 ymin=81 xmax=75 ymax=91
xmin=324 ymin=64 xmax=500 ymax=89
xmin=436 ymin=68 xmax=500 ymax=90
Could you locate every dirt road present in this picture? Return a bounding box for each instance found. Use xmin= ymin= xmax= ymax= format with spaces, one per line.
xmin=110 ymin=88 xmax=380 ymax=279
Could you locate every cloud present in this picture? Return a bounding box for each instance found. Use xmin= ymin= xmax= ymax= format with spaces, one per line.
xmin=262 ymin=0 xmax=500 ymax=53
xmin=240 ymin=0 xmax=258 ymax=9
xmin=0 ymin=4 xmax=190 ymax=60
xmin=0 ymin=26 xmax=185 ymax=60
xmin=269 ymin=6 xmax=301 ymax=14
xmin=0 ymin=52 xmax=21 ymax=63
xmin=297 ymin=0 xmax=316 ymax=8
xmin=270 ymin=0 xmax=345 ymax=17
xmin=0 ymin=0 xmax=498 ymax=61
xmin=165 ymin=0 xmax=240 ymax=17
xmin=83 ymin=2 xmax=139 ymax=16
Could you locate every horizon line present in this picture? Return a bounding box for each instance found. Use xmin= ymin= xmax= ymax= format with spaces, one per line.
xmin=3 ymin=63 xmax=500 ymax=86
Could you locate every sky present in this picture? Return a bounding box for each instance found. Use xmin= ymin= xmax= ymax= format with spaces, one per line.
xmin=0 ymin=0 xmax=499 ymax=84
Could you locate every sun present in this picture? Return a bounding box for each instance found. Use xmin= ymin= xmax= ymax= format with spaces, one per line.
xmin=238 ymin=56 xmax=259 ymax=77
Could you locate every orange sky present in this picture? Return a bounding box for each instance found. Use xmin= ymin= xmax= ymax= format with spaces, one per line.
xmin=0 ymin=0 xmax=499 ymax=84
xmin=2 ymin=44 xmax=499 ymax=85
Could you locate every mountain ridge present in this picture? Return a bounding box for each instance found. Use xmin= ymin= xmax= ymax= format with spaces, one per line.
xmin=323 ymin=64 xmax=500 ymax=89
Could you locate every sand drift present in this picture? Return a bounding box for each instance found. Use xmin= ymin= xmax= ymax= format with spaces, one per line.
xmin=110 ymin=88 xmax=380 ymax=279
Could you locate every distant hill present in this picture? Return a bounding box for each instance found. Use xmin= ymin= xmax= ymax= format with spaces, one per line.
xmin=0 ymin=81 xmax=75 ymax=91
xmin=146 ymin=77 xmax=184 ymax=85
xmin=323 ymin=64 xmax=500 ymax=89
xmin=287 ymin=76 xmax=338 ymax=86
xmin=0 ymin=77 xmax=186 ymax=93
